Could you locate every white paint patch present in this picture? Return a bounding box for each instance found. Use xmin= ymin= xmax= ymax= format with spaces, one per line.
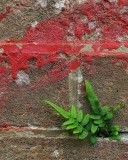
xmin=96 ymin=28 xmax=101 ymax=36
xmin=117 ymin=36 xmax=123 ymax=42
xmin=0 ymin=48 xmax=4 ymax=53
xmin=77 ymin=69 xmax=83 ymax=108
xmin=27 ymin=124 xmax=60 ymax=130
xmin=55 ymin=0 xmax=66 ymax=9
xmin=54 ymin=0 xmax=66 ymax=14
xmin=78 ymin=70 xmax=83 ymax=83
xmin=52 ymin=150 xmax=60 ymax=158
xmin=37 ymin=0 xmax=47 ymax=8
xmin=16 ymin=43 xmax=23 ymax=49
xmin=15 ymin=70 xmax=30 ymax=86
xmin=31 ymin=21 xmax=38 ymax=28
xmin=88 ymin=21 xmax=96 ymax=30
xmin=76 ymin=0 xmax=88 ymax=4
xmin=109 ymin=0 xmax=117 ymax=2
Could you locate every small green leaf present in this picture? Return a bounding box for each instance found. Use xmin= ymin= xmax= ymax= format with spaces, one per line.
xmin=102 ymin=106 xmax=109 ymax=115
xmin=113 ymin=106 xmax=118 ymax=112
xmin=85 ymin=80 xmax=96 ymax=99
xmin=119 ymin=103 xmax=125 ymax=109
xmin=90 ymin=115 xmax=101 ymax=120
xmin=91 ymin=124 xmax=98 ymax=134
xmin=61 ymin=118 xmax=75 ymax=127
xmin=73 ymin=126 xmax=83 ymax=134
xmin=90 ymin=135 xmax=97 ymax=145
xmin=109 ymin=125 xmax=119 ymax=132
xmin=104 ymin=112 xmax=113 ymax=120
xmin=99 ymin=122 xmax=106 ymax=127
xmin=99 ymin=133 xmax=105 ymax=138
xmin=78 ymin=130 xmax=88 ymax=139
xmin=85 ymin=120 xmax=92 ymax=131
xmin=81 ymin=114 xmax=90 ymax=126
xmin=71 ymin=104 xmax=77 ymax=118
xmin=66 ymin=122 xmax=78 ymax=130
xmin=76 ymin=110 xmax=83 ymax=122
xmin=109 ymin=135 xmax=121 ymax=141
xmin=94 ymin=119 xmax=103 ymax=125
xmin=114 ymin=126 xmax=119 ymax=131
xmin=85 ymin=80 xmax=102 ymax=114
xmin=112 ymin=131 xmax=118 ymax=136
xmin=42 ymin=100 xmax=70 ymax=119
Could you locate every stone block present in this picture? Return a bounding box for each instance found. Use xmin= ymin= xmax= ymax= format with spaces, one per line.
xmin=0 ymin=57 xmax=70 ymax=128
xmin=0 ymin=130 xmax=128 ymax=160
xmin=80 ymin=54 xmax=128 ymax=131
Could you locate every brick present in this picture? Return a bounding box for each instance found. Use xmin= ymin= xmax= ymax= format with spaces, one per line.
xmin=0 ymin=130 xmax=128 ymax=160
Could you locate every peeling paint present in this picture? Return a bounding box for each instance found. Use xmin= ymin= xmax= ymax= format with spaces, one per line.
xmin=15 ymin=70 xmax=30 ymax=86
xmin=0 ymin=48 xmax=4 ymax=53
xmin=37 ymin=0 xmax=47 ymax=8
xmin=31 ymin=21 xmax=38 ymax=28
xmin=52 ymin=150 xmax=60 ymax=158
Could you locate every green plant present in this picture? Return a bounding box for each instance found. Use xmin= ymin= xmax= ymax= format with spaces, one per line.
xmin=41 ymin=80 xmax=125 ymax=145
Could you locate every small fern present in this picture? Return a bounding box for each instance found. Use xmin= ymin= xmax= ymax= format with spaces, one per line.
xmin=41 ymin=80 xmax=125 ymax=145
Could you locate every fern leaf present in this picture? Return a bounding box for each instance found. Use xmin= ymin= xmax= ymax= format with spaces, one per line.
xmin=81 ymin=114 xmax=90 ymax=126
xmin=90 ymin=115 xmax=101 ymax=120
xmin=61 ymin=118 xmax=75 ymax=127
xmin=73 ymin=126 xmax=83 ymax=134
xmin=104 ymin=112 xmax=113 ymax=120
xmin=76 ymin=110 xmax=83 ymax=122
xmin=94 ymin=119 xmax=103 ymax=125
xmin=90 ymin=135 xmax=97 ymax=145
xmin=109 ymin=135 xmax=121 ymax=141
xmin=79 ymin=130 xmax=88 ymax=139
xmin=85 ymin=80 xmax=102 ymax=114
xmin=91 ymin=124 xmax=98 ymax=134
xmin=102 ymin=106 xmax=109 ymax=116
xmin=66 ymin=122 xmax=78 ymax=130
xmin=99 ymin=122 xmax=106 ymax=127
xmin=42 ymin=100 xmax=70 ymax=119
xmin=85 ymin=120 xmax=92 ymax=131
xmin=71 ymin=104 xmax=77 ymax=118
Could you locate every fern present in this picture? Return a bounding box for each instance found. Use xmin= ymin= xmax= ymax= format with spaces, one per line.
xmin=41 ymin=80 xmax=125 ymax=145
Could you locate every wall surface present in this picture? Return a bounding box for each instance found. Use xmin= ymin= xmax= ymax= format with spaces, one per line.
xmin=0 ymin=0 xmax=128 ymax=159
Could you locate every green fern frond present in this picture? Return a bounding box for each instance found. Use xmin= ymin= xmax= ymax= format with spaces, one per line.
xmin=42 ymin=80 xmax=125 ymax=145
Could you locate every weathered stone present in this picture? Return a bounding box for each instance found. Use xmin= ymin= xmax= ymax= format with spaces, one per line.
xmin=0 ymin=131 xmax=128 ymax=160
xmin=81 ymin=55 xmax=128 ymax=131
xmin=0 ymin=58 xmax=70 ymax=128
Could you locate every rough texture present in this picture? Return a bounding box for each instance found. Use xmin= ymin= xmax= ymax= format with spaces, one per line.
xmin=0 ymin=58 xmax=70 ymax=127
xmin=81 ymin=55 xmax=128 ymax=131
xmin=0 ymin=0 xmax=128 ymax=159
xmin=0 ymin=0 xmax=128 ymax=41
xmin=0 ymin=131 xmax=128 ymax=160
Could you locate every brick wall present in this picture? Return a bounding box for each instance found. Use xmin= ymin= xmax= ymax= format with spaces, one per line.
xmin=0 ymin=0 xmax=128 ymax=159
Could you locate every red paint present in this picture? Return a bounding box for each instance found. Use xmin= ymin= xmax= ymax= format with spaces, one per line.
xmin=99 ymin=44 xmax=121 ymax=51
xmin=4 ymin=122 xmax=11 ymax=126
xmin=85 ymin=56 xmax=93 ymax=62
xmin=112 ymin=60 xmax=118 ymax=65
xmin=0 ymin=7 xmax=12 ymax=21
xmin=0 ymin=126 xmax=47 ymax=132
xmin=0 ymin=1 xmax=128 ymax=111
xmin=70 ymin=59 xmax=80 ymax=70
xmin=118 ymin=0 xmax=128 ymax=6
xmin=0 ymin=43 xmax=85 ymax=79
xmin=0 ymin=42 xmax=127 ymax=82
xmin=21 ymin=0 xmax=128 ymax=42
